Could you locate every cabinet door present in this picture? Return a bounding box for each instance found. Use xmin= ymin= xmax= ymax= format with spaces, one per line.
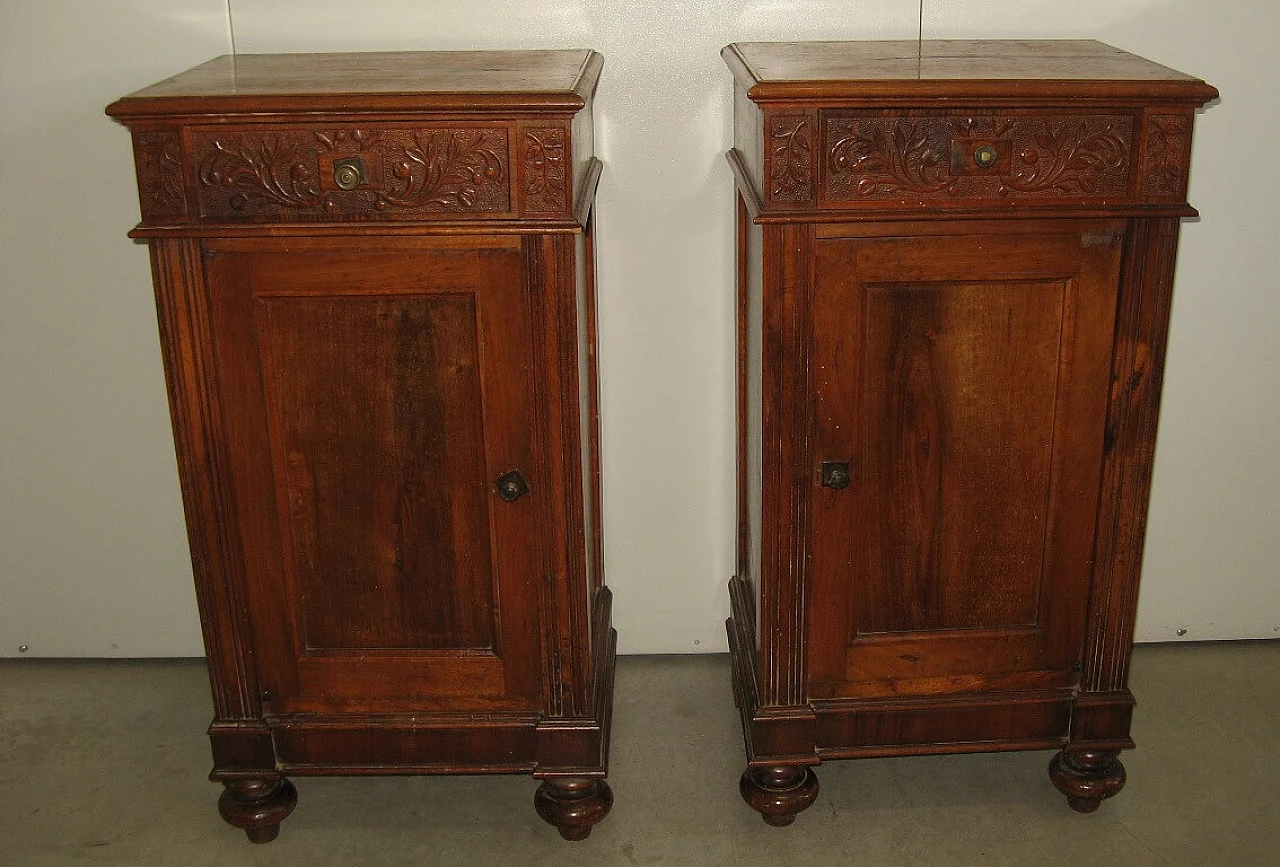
xmin=807 ymin=223 xmax=1123 ymax=699
xmin=204 ymin=237 xmax=543 ymax=715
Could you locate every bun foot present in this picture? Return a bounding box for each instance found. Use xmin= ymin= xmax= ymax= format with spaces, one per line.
xmin=1049 ymin=749 xmax=1126 ymax=813
xmin=1066 ymin=796 xmax=1103 ymax=814
xmin=740 ymin=765 xmax=819 ymax=826
xmin=218 ymin=778 xmax=297 ymax=844
xmin=245 ymin=824 xmax=281 ymax=844
xmin=534 ymin=776 xmax=613 ymax=840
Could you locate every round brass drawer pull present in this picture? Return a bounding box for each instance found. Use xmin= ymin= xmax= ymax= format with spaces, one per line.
xmin=333 ymin=162 xmax=363 ymax=191
xmin=973 ymin=144 xmax=999 ymax=169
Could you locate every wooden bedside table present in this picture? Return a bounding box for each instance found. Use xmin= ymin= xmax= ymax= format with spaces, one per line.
xmin=722 ymin=39 xmax=1216 ymax=825
xmin=107 ymin=50 xmax=613 ymax=842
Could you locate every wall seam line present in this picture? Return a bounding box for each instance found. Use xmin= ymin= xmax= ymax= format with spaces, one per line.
xmin=225 ymin=0 xmax=237 ymax=55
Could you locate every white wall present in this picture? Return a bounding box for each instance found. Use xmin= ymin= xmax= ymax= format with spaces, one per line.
xmin=0 ymin=2 xmax=229 ymax=656
xmin=1 ymin=1 xmax=1275 ymax=657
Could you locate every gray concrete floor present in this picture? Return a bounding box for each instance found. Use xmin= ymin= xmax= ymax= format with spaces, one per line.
xmin=1 ymin=643 xmax=1276 ymax=866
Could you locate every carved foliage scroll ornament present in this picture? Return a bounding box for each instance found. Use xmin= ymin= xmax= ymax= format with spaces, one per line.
xmin=381 ymin=129 xmax=506 ymax=209
xmin=1141 ymin=115 xmax=1191 ymax=200
xmin=134 ymin=130 xmax=188 ymax=219
xmin=523 ymin=128 xmax=568 ymax=213
xmin=769 ymin=115 xmax=813 ymax=202
xmin=824 ymin=115 xmax=1133 ymax=201
xmin=199 ymin=133 xmax=323 ymax=211
xmin=829 ymin=121 xmax=950 ymax=197
xmin=194 ymin=127 xmax=509 ymax=220
xmin=1006 ymin=121 xmax=1128 ymax=194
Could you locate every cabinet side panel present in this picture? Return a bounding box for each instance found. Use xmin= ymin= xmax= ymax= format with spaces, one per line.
xmin=758 ymin=223 xmax=814 ymax=707
xmin=1084 ymin=217 xmax=1182 ymax=695
xmin=745 ymin=205 xmax=764 ymax=647
xmin=526 ymin=234 xmax=592 ymax=718
xmin=575 ymin=217 xmax=602 ymax=594
xmin=149 ymin=238 xmax=260 ymax=721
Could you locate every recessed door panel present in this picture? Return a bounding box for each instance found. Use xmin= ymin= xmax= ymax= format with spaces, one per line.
xmin=858 ymin=279 xmax=1064 ymax=633
xmin=204 ymin=238 xmax=543 ymax=713
xmin=259 ymin=293 xmax=495 ymax=652
xmin=808 ymin=225 xmax=1122 ymax=698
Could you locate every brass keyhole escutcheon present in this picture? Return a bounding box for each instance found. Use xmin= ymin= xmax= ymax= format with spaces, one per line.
xmin=332 ymin=156 xmax=366 ymax=191
xmin=821 ymin=460 xmax=852 ymax=491
xmin=973 ymin=144 xmax=998 ymax=169
xmin=495 ymin=469 xmax=530 ymax=503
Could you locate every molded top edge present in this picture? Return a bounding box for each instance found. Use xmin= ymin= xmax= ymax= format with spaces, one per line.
xmin=723 ymin=40 xmax=1217 ymax=104
xmin=107 ymin=50 xmax=602 ymax=119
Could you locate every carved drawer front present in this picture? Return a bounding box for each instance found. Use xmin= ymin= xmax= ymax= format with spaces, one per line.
xmin=819 ymin=112 xmax=1136 ymax=206
xmin=191 ymin=124 xmax=515 ymax=222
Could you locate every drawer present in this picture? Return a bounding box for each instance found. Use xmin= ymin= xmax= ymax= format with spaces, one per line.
xmin=819 ymin=111 xmax=1136 ymax=206
xmin=192 ymin=123 xmax=514 ymax=221
xmin=128 ymin=121 xmax=577 ymax=225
